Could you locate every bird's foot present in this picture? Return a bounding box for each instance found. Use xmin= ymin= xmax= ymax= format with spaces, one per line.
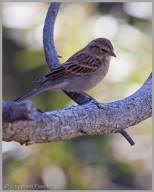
xmin=90 ymin=99 xmax=105 ymax=109
xmin=37 ymin=108 xmax=44 ymax=113
xmin=81 ymin=92 xmax=105 ymax=109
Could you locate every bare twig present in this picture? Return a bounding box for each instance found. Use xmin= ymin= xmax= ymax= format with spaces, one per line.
xmin=120 ymin=130 xmax=135 ymax=146
xmin=43 ymin=3 xmax=92 ymax=104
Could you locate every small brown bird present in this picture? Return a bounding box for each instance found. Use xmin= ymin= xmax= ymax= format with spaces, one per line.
xmin=15 ymin=38 xmax=116 ymax=102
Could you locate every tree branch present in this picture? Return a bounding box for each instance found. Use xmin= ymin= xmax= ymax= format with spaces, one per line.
xmin=43 ymin=3 xmax=93 ymax=104
xmin=43 ymin=2 xmax=61 ymax=69
xmin=42 ymin=3 xmax=137 ymax=145
xmin=3 ymin=3 xmax=152 ymax=145
xmin=3 ymin=73 xmax=152 ymax=145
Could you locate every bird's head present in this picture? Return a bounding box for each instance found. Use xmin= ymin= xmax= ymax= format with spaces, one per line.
xmin=88 ymin=38 xmax=116 ymax=60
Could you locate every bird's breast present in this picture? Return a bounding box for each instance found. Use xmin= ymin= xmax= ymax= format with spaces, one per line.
xmin=87 ymin=61 xmax=110 ymax=89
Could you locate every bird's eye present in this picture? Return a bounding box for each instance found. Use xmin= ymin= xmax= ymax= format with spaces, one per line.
xmin=102 ymin=48 xmax=107 ymax=52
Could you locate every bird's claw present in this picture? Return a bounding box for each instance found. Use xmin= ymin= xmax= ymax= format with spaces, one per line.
xmin=37 ymin=108 xmax=44 ymax=113
xmin=90 ymin=99 xmax=105 ymax=109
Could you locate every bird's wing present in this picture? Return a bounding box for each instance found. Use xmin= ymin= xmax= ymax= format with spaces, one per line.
xmin=64 ymin=52 xmax=102 ymax=76
xmin=37 ymin=52 xmax=102 ymax=82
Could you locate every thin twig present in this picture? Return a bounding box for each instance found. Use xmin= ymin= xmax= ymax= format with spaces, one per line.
xmin=120 ymin=130 xmax=135 ymax=146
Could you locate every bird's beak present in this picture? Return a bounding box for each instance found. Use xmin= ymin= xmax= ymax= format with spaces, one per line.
xmin=110 ymin=50 xmax=116 ymax=57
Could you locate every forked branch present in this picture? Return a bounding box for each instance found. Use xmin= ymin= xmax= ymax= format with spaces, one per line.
xmin=2 ymin=3 xmax=152 ymax=145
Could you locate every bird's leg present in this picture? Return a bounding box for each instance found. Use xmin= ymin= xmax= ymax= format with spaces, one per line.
xmin=36 ymin=108 xmax=44 ymax=113
xmin=64 ymin=90 xmax=105 ymax=108
xmin=82 ymin=92 xmax=105 ymax=109
xmin=64 ymin=91 xmax=92 ymax=105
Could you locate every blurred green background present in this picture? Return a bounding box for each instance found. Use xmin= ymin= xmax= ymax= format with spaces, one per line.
xmin=2 ymin=2 xmax=152 ymax=190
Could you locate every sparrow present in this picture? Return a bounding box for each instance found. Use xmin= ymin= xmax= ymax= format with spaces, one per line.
xmin=15 ymin=38 xmax=116 ymax=102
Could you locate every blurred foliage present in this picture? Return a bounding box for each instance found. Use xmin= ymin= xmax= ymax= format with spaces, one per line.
xmin=2 ymin=2 xmax=152 ymax=190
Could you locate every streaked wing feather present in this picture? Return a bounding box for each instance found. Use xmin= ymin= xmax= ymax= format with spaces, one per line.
xmin=64 ymin=52 xmax=102 ymax=76
xmin=38 ymin=52 xmax=101 ymax=82
xmin=45 ymin=66 xmax=70 ymax=81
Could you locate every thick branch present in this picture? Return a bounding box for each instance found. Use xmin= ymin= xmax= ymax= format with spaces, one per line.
xmin=3 ymin=73 xmax=152 ymax=145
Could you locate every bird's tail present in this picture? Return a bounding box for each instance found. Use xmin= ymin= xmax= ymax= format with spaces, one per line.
xmin=15 ymin=86 xmax=45 ymax=102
